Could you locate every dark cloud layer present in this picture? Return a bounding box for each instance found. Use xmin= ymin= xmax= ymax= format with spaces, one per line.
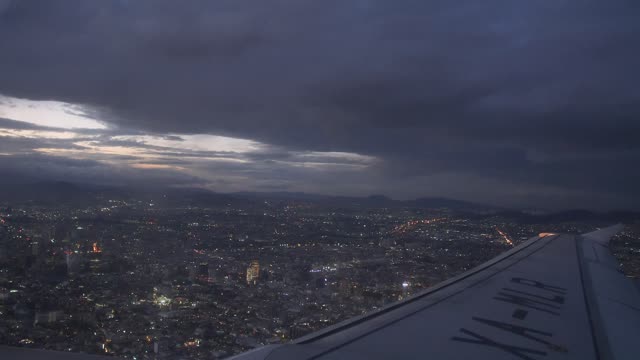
xmin=0 ymin=0 xmax=639 ymax=209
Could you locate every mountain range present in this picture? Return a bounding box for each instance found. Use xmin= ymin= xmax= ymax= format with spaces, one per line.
xmin=0 ymin=181 xmax=637 ymax=223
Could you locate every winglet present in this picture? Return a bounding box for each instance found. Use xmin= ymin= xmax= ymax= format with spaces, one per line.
xmin=581 ymin=224 xmax=625 ymax=245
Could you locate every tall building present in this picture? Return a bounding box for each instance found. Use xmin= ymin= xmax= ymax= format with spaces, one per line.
xmin=65 ymin=252 xmax=82 ymax=274
xmin=31 ymin=241 xmax=39 ymax=256
xmin=246 ymin=260 xmax=260 ymax=285
xmin=197 ymin=262 xmax=209 ymax=283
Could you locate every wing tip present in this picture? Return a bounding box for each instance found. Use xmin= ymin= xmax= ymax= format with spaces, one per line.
xmin=581 ymin=223 xmax=625 ymax=245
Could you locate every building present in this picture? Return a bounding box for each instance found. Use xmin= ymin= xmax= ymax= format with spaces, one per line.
xmin=246 ymin=260 xmax=260 ymax=285
xmin=34 ymin=310 xmax=64 ymax=325
xmin=197 ymin=262 xmax=209 ymax=283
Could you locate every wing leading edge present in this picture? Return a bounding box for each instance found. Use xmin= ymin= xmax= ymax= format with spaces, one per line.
xmin=232 ymin=224 xmax=639 ymax=360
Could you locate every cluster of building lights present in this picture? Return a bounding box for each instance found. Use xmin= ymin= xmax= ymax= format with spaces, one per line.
xmin=495 ymin=228 xmax=514 ymax=246
xmin=393 ymin=218 xmax=446 ymax=234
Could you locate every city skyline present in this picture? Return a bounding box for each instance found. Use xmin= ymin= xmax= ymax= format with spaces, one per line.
xmin=0 ymin=194 xmax=637 ymax=359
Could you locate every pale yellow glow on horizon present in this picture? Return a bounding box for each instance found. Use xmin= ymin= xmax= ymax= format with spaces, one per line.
xmin=303 ymin=151 xmax=377 ymax=162
xmin=130 ymin=163 xmax=186 ymax=171
xmin=76 ymin=142 xmax=149 ymax=156
xmin=112 ymin=134 xmax=262 ymax=154
xmin=34 ymin=143 xmax=251 ymax=165
xmin=282 ymin=151 xmax=377 ymax=169
xmin=283 ymin=161 xmax=372 ymax=169
xmin=36 ymin=142 xmax=154 ymax=159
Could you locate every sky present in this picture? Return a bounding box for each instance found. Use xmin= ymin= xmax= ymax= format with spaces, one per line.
xmin=0 ymin=0 xmax=639 ymax=210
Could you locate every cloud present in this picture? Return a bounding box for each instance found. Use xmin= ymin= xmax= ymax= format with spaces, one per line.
xmin=0 ymin=0 xmax=638 ymax=209
xmin=0 ymin=95 xmax=107 ymax=129
xmin=0 ymin=152 xmax=206 ymax=188
xmin=0 ymin=115 xmax=382 ymax=199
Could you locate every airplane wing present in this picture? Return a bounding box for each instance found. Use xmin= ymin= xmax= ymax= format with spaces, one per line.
xmin=232 ymin=224 xmax=639 ymax=360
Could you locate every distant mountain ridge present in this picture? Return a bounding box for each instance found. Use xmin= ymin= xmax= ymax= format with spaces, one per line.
xmin=0 ymin=182 xmax=638 ymax=223
xmin=233 ymin=191 xmax=493 ymax=210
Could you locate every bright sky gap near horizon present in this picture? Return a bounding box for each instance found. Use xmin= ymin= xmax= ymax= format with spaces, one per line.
xmin=0 ymin=0 xmax=639 ymax=210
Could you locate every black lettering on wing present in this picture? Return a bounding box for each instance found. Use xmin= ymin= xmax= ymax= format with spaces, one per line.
xmin=494 ymin=289 xmax=560 ymax=316
xmin=472 ymin=317 xmax=566 ymax=352
xmin=503 ymin=287 xmax=565 ymax=305
xmin=511 ymin=278 xmax=567 ymax=295
xmin=452 ymin=328 xmax=547 ymax=360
